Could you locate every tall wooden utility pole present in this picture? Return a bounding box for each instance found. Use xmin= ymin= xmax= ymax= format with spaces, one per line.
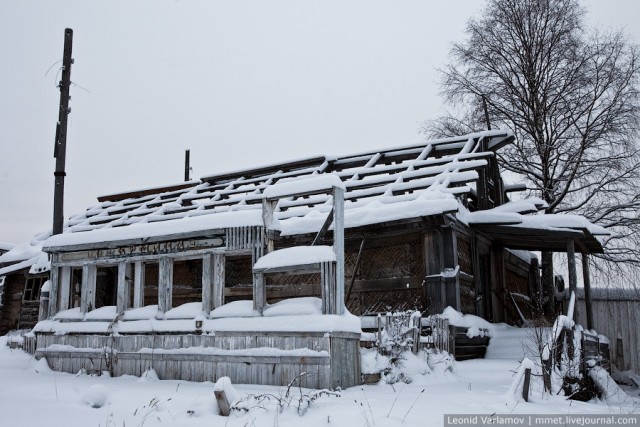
xmin=52 ymin=28 xmax=73 ymax=235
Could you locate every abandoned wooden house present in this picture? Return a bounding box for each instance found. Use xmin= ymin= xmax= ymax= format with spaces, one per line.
xmin=32 ymin=130 xmax=607 ymax=388
xmin=0 ymin=235 xmax=51 ymax=335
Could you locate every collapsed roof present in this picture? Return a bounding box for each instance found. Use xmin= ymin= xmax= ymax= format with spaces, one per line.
xmin=43 ymin=130 xmax=607 ymax=253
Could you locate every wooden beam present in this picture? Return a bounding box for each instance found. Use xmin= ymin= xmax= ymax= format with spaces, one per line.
xmin=321 ymin=261 xmax=336 ymax=314
xmin=158 ymin=257 xmax=173 ymax=314
xmin=80 ymin=263 xmax=96 ymax=314
xmin=116 ymin=261 xmax=129 ymax=315
xmin=133 ymin=261 xmax=145 ymax=308
xmin=312 ymin=208 xmax=334 ymax=246
xmin=97 ymin=182 xmax=195 ymax=203
xmin=213 ymin=253 xmax=225 ymax=308
xmin=582 ymin=253 xmax=593 ymax=330
xmin=46 ymin=232 xmax=225 ymax=253
xmin=201 ymin=155 xmax=326 ymax=183
xmin=346 ymin=238 xmax=366 ymax=302
xmin=567 ymin=239 xmax=578 ymax=324
xmin=58 ymin=266 xmax=71 ymax=312
xmin=253 ymin=272 xmax=265 ymax=314
xmin=333 ymin=186 xmax=345 ymax=315
xmin=48 ymin=266 xmax=59 ymax=318
xmin=202 ymin=254 xmax=214 ymax=314
xmin=262 ymin=199 xmax=277 ymax=253
xmin=253 ymin=262 xmax=322 ymax=275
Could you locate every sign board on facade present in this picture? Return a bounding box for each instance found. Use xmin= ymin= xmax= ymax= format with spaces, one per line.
xmin=59 ymin=237 xmax=225 ymax=262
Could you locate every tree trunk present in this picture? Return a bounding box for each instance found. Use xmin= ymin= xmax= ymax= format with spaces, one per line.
xmin=541 ymin=251 xmax=555 ymax=318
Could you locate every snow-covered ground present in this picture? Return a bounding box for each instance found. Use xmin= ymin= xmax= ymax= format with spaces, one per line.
xmin=0 ymin=326 xmax=638 ymax=427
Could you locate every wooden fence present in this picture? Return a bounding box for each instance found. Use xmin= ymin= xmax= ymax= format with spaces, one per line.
xmin=35 ymin=330 xmax=360 ymax=390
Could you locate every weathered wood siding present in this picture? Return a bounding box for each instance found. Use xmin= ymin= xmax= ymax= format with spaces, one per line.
xmin=0 ymin=273 xmax=25 ymax=334
xmin=345 ymin=234 xmax=424 ymax=315
xmin=0 ymin=271 xmax=46 ymax=334
xmin=35 ymin=331 xmax=360 ymax=389
xmin=576 ymin=296 xmax=640 ymax=373
xmin=457 ymin=236 xmax=475 ymax=315
xmin=503 ymin=250 xmax=533 ymax=324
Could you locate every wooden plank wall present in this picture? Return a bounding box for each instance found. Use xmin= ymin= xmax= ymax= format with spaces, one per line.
xmin=576 ymin=297 xmax=640 ymax=373
xmin=35 ymin=331 xmax=361 ymax=389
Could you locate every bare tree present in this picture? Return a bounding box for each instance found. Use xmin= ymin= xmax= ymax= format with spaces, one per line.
xmin=424 ymin=0 xmax=640 ymax=300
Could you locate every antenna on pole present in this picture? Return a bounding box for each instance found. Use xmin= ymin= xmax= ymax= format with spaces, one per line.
xmin=52 ymin=28 xmax=73 ymax=236
xmin=184 ymin=149 xmax=191 ymax=181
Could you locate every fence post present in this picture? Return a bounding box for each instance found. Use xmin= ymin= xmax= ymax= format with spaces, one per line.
xmin=522 ymin=368 xmax=531 ymax=402
xmin=412 ymin=314 xmax=421 ymax=354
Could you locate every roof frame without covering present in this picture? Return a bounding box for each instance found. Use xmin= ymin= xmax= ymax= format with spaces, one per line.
xmin=64 ymin=131 xmax=513 ymax=236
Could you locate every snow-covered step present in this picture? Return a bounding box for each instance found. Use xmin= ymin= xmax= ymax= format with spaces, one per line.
xmin=484 ymin=326 xmax=541 ymax=361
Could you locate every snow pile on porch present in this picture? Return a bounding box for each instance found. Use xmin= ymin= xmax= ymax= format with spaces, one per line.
xmin=33 ymin=297 xmax=361 ymax=335
xmin=253 ymin=246 xmax=336 ymax=270
xmin=441 ymin=306 xmax=494 ymax=338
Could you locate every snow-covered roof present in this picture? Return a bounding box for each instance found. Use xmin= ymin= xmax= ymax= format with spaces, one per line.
xmin=41 ymin=130 xmax=605 ymax=253
xmin=0 ymin=242 xmax=15 ymax=252
xmin=0 ymin=232 xmax=50 ymax=264
xmin=45 ymin=131 xmax=511 ymax=250
xmin=0 ymin=233 xmax=51 ymax=276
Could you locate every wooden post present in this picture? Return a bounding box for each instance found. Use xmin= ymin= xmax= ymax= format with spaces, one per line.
xmin=80 ymin=263 xmax=96 ymax=314
xmin=566 ymin=239 xmax=578 ymax=324
xmin=423 ymin=229 xmax=443 ymax=315
xmin=346 ymin=238 xmax=366 ymax=304
xmin=213 ymin=253 xmax=225 ymax=308
xmin=133 ymin=261 xmax=145 ymax=308
xmin=158 ymin=257 xmax=173 ymax=314
xmin=321 ymin=261 xmax=336 ymax=314
xmin=58 ymin=266 xmax=71 ymax=311
xmin=522 ymin=368 xmax=531 ymax=402
xmin=582 ymin=254 xmax=594 ymax=330
xmin=214 ymin=389 xmax=231 ymax=417
xmin=491 ymin=246 xmax=507 ymax=322
xmin=377 ymin=314 xmax=382 ymax=351
xmin=38 ymin=287 xmax=50 ymax=321
xmin=333 ymin=186 xmax=345 ymax=315
xmin=412 ymin=314 xmax=421 ymax=354
xmin=253 ymin=272 xmax=265 ymax=314
xmin=48 ymin=265 xmax=59 ymax=318
xmin=116 ymin=261 xmax=128 ymax=315
xmin=542 ymin=251 xmax=555 ymax=317
xmin=52 ymin=28 xmax=73 ymax=236
xmin=262 ymin=199 xmax=277 ymax=254
xmin=202 ymin=254 xmax=214 ymax=314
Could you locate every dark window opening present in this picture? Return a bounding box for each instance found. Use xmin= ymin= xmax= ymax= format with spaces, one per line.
xmin=69 ymin=268 xmax=82 ymax=308
xmin=144 ymin=262 xmax=159 ymax=306
xmin=95 ymin=266 xmax=117 ymax=309
xmin=172 ymin=259 xmax=203 ymax=307
xmin=224 ymin=256 xmax=253 ymax=303
xmin=23 ymin=276 xmax=47 ymax=302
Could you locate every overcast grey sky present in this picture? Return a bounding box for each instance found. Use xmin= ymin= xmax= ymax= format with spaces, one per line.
xmin=1 ymin=0 xmax=638 ymax=245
